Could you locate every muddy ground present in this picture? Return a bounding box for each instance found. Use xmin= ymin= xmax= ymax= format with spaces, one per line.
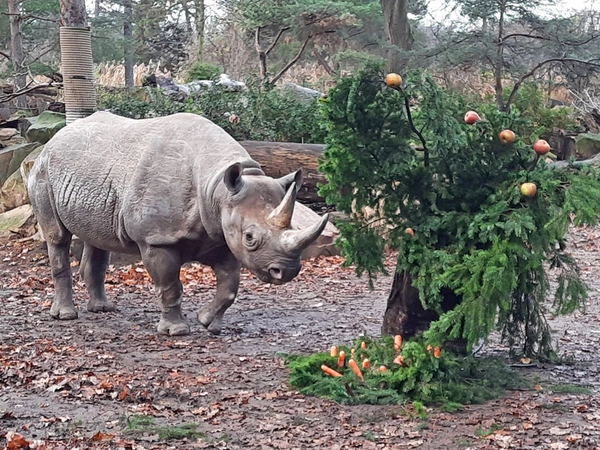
xmin=1 ymin=225 xmax=600 ymax=449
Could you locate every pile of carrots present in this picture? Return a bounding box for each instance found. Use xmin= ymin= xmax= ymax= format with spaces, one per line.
xmin=320 ymin=336 xmax=441 ymax=381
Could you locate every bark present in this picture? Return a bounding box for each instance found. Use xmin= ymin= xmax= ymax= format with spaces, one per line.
xmin=239 ymin=141 xmax=326 ymax=203
xmin=381 ymin=271 xmax=463 ymax=348
xmin=8 ymin=0 xmax=27 ymax=110
xmin=124 ymin=0 xmax=134 ymax=88
xmin=494 ymin=0 xmax=507 ymax=111
xmin=193 ymin=0 xmax=205 ymax=62
xmin=60 ymin=0 xmax=88 ymax=27
xmin=380 ymin=0 xmax=413 ymax=73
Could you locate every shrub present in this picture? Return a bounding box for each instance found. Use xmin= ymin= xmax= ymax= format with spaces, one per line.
xmin=97 ymin=79 xmax=326 ymax=143
xmin=186 ymin=62 xmax=222 ymax=82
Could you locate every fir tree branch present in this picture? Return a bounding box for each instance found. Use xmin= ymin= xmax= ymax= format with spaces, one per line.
xmin=403 ymin=96 xmax=429 ymax=167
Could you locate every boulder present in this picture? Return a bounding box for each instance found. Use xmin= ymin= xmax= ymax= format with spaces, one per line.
xmin=0 ymin=204 xmax=35 ymax=238
xmin=24 ymin=111 xmax=66 ymax=144
xmin=0 ymin=127 xmax=18 ymax=141
xmin=576 ymin=133 xmax=600 ymax=159
xmin=0 ymin=169 xmax=28 ymax=212
xmin=0 ymin=142 xmax=41 ymax=185
xmin=20 ymin=145 xmax=43 ymax=186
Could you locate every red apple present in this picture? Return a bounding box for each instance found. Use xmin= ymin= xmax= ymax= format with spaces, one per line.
xmin=499 ymin=129 xmax=516 ymax=144
xmin=464 ymin=110 xmax=481 ymax=124
xmin=520 ymin=182 xmax=537 ymax=197
xmin=533 ymin=139 xmax=551 ymax=155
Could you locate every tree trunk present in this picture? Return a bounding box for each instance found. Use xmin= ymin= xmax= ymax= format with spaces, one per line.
xmin=380 ymin=0 xmax=413 ymax=73
xmin=94 ymin=0 xmax=101 ymax=17
xmin=382 ymin=271 xmax=464 ymax=348
xmin=194 ymin=0 xmax=205 ymax=62
xmin=8 ymin=0 xmax=27 ymax=111
xmin=239 ymin=141 xmax=326 ymax=203
xmin=124 ymin=0 xmax=134 ymax=88
xmin=60 ymin=0 xmax=87 ymax=27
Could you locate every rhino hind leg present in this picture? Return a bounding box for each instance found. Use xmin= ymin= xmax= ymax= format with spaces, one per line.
xmin=141 ymin=246 xmax=190 ymax=336
xmin=197 ymin=255 xmax=241 ymax=335
xmin=80 ymin=243 xmax=116 ymax=313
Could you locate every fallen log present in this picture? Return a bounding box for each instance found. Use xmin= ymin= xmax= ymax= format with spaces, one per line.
xmin=239 ymin=140 xmax=326 ymax=203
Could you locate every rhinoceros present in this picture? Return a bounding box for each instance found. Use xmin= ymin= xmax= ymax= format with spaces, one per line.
xmin=28 ymin=111 xmax=328 ymax=335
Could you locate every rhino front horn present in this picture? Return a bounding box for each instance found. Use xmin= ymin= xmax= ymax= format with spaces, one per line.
xmin=282 ymin=213 xmax=329 ymax=254
xmin=267 ymin=182 xmax=297 ymax=229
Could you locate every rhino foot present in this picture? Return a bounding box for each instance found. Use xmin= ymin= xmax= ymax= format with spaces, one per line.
xmin=157 ymin=318 xmax=191 ymax=336
xmin=87 ymin=300 xmax=116 ymax=313
xmin=50 ymin=304 xmax=78 ymax=320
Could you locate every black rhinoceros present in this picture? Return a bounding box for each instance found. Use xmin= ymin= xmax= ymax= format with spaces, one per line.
xmin=28 ymin=111 xmax=328 ymax=335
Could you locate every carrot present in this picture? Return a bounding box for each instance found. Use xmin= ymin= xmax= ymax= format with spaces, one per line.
xmin=321 ymin=365 xmax=343 ymax=378
xmin=337 ymin=351 xmax=346 ymax=368
xmin=394 ymin=335 xmax=403 ymax=352
xmin=330 ymin=346 xmax=338 ymax=357
xmin=348 ymin=359 xmax=364 ymax=381
xmin=360 ymin=341 xmax=367 ymax=350
xmin=351 ymin=348 xmax=356 ymax=358
xmin=393 ymin=355 xmax=404 ymax=365
xmin=433 ymin=346 xmax=441 ymax=358
xmin=362 ymin=359 xmax=371 ymax=369
xmin=378 ymin=365 xmax=388 ymax=372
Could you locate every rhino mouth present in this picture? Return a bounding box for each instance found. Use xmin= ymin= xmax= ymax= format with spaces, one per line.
xmin=253 ymin=265 xmax=300 ymax=285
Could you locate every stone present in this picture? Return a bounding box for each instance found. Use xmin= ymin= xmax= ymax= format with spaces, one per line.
xmin=0 ymin=142 xmax=41 ymax=185
xmin=0 ymin=204 xmax=34 ymax=237
xmin=0 ymin=127 xmax=18 ymax=141
xmin=0 ymin=169 xmax=29 ymax=212
xmin=20 ymin=145 xmax=43 ymax=186
xmin=576 ymin=133 xmax=600 ymax=159
xmin=24 ymin=111 xmax=66 ymax=144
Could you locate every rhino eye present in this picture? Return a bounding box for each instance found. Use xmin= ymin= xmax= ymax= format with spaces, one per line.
xmin=244 ymin=230 xmax=260 ymax=251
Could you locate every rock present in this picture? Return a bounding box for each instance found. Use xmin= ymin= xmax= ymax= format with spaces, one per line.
xmin=0 ymin=204 xmax=35 ymax=237
xmin=0 ymin=169 xmax=29 ymax=212
xmin=0 ymin=142 xmax=41 ymax=185
xmin=291 ymin=202 xmax=340 ymax=259
xmin=0 ymin=128 xmax=18 ymax=141
xmin=24 ymin=111 xmax=66 ymax=144
xmin=576 ymin=133 xmax=600 ymax=159
xmin=20 ymin=145 xmax=43 ymax=186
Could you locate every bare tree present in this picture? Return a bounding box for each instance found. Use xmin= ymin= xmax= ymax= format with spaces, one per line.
xmin=194 ymin=0 xmax=205 ymax=62
xmin=8 ymin=0 xmax=27 ymax=110
xmin=124 ymin=0 xmax=134 ymax=87
xmin=381 ymin=0 xmax=413 ymax=73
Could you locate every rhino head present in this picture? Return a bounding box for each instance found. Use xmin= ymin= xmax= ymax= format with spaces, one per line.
xmin=220 ymin=163 xmax=329 ymax=285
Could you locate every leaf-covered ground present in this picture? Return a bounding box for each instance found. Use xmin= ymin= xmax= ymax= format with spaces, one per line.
xmin=1 ymin=225 xmax=600 ymax=449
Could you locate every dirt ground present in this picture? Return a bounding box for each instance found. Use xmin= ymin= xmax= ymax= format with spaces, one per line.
xmin=2 ymin=225 xmax=600 ymax=449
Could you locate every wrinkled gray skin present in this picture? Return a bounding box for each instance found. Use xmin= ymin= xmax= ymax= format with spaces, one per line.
xmin=28 ymin=111 xmax=328 ymax=335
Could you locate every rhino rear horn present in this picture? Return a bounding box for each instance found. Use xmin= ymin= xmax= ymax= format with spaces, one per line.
xmin=267 ymin=182 xmax=297 ymax=229
xmin=281 ymin=213 xmax=329 ymax=254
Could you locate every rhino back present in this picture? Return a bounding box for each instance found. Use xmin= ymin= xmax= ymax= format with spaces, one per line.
xmin=43 ymin=111 xmax=254 ymax=251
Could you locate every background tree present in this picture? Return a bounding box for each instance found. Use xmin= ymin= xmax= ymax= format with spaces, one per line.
xmin=8 ymin=0 xmax=26 ymax=109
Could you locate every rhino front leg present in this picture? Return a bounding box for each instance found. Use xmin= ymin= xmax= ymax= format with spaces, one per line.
xmin=141 ymin=246 xmax=190 ymax=336
xmin=80 ymin=243 xmax=116 ymax=313
xmin=197 ymin=254 xmax=241 ymax=335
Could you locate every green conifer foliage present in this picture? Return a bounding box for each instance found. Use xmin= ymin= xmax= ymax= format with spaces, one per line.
xmin=320 ymin=66 xmax=600 ymax=358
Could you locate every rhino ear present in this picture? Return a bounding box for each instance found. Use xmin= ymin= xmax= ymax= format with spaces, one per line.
xmin=224 ymin=163 xmax=244 ymax=193
xmin=278 ymin=170 xmax=303 ymax=193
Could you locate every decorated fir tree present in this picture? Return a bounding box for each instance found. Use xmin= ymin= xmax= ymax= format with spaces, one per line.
xmin=319 ymin=66 xmax=600 ymax=359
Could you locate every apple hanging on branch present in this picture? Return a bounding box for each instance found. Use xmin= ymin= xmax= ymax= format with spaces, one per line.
xmin=464 ymin=110 xmax=481 ymax=125
xmin=520 ymin=182 xmax=538 ymax=197
xmin=499 ymin=129 xmax=516 ymax=144
xmin=533 ymin=139 xmax=551 ymax=156
xmin=385 ymin=73 xmax=403 ymax=87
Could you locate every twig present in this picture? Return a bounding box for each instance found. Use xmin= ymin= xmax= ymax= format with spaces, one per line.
xmin=0 ymin=82 xmax=59 ymax=103
xmin=0 ymin=50 xmax=10 ymax=61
